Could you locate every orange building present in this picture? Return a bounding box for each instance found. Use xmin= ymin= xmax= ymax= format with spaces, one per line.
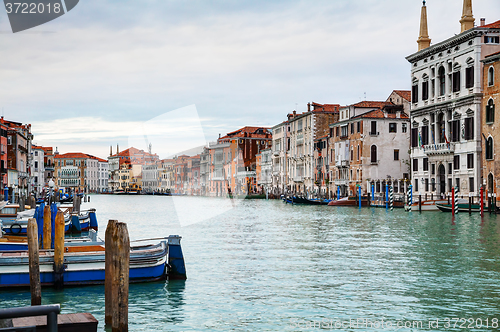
xmin=206 ymin=127 xmax=272 ymax=197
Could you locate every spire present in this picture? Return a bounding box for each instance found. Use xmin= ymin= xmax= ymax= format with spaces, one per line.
xmin=110 ymin=145 xmax=113 ymax=157
xmin=117 ymin=144 xmax=119 ymax=154
xmin=417 ymin=1 xmax=431 ymax=51
xmin=460 ymin=0 xmax=474 ymax=33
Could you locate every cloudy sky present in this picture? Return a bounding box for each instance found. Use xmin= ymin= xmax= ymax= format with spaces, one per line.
xmin=0 ymin=0 xmax=499 ymax=159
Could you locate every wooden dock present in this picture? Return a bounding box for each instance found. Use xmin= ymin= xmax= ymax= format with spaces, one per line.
xmin=11 ymin=313 xmax=98 ymax=332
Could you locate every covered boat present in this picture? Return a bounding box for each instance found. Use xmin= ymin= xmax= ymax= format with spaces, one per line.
xmin=0 ymin=235 xmax=186 ymax=287
xmin=328 ymin=196 xmax=369 ymax=206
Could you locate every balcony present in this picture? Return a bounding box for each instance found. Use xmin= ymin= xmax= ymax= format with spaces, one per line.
xmin=423 ymin=142 xmax=455 ymax=155
xmin=336 ymin=160 xmax=349 ymax=167
xmin=273 ymin=150 xmax=280 ymax=156
xmin=369 ymin=131 xmax=379 ymax=136
xmin=293 ymin=176 xmax=303 ymax=182
xmin=334 ymin=179 xmax=348 ymax=186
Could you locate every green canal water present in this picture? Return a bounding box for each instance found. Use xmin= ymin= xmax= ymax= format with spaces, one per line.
xmin=1 ymin=195 xmax=500 ymax=331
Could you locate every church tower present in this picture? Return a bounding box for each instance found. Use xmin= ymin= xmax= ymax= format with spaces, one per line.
xmin=417 ymin=1 xmax=431 ymax=51
xmin=460 ymin=0 xmax=475 ymax=33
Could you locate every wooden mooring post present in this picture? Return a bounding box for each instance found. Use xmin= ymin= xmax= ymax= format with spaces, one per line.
xmin=54 ymin=211 xmax=65 ymax=289
xmin=104 ymin=220 xmax=117 ymax=325
xmin=27 ymin=218 xmax=41 ymax=306
xmin=105 ymin=220 xmax=130 ymax=332
xmin=43 ymin=205 xmax=51 ymax=249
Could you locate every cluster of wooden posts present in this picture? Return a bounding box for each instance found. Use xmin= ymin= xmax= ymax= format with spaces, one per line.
xmin=27 ymin=213 xmax=131 ymax=331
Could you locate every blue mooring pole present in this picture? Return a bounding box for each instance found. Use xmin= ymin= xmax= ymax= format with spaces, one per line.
xmin=337 ymin=187 xmax=340 ymax=200
xmin=358 ymin=186 xmax=362 ymax=209
xmin=167 ymin=235 xmax=187 ymax=280
xmin=371 ymin=183 xmax=375 ymax=202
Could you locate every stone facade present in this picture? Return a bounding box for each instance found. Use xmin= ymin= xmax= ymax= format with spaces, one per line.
xmin=406 ymin=19 xmax=500 ymax=197
xmin=481 ymin=51 xmax=500 ymax=197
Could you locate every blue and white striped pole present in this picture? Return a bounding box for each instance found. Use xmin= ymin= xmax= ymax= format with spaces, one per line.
xmin=408 ymin=184 xmax=413 ymax=212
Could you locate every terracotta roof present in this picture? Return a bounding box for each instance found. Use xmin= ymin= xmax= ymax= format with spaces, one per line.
xmin=311 ymin=102 xmax=340 ymax=113
xmin=483 ymin=20 xmax=500 ymax=29
xmin=39 ymin=146 xmax=53 ymax=153
xmin=111 ymin=147 xmax=158 ymax=158
xmin=352 ymin=109 xmax=409 ymax=120
xmin=352 ymin=101 xmax=393 ymax=108
xmin=221 ymin=126 xmax=271 ymax=139
xmin=393 ymin=90 xmax=411 ymax=101
xmin=55 ymin=152 xmax=92 ymax=159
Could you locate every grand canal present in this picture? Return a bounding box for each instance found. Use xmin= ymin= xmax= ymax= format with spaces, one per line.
xmin=1 ymin=195 xmax=500 ymax=331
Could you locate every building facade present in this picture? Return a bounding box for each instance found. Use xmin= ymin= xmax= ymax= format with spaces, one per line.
xmin=287 ymin=103 xmax=339 ymax=196
xmin=330 ymin=100 xmax=410 ymax=197
xmin=31 ymin=146 xmax=45 ymax=196
xmin=406 ymin=1 xmax=500 ymax=197
xmin=481 ymin=51 xmax=500 ymax=198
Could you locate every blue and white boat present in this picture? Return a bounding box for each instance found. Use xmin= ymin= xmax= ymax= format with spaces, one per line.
xmin=0 ymin=235 xmax=186 ymax=287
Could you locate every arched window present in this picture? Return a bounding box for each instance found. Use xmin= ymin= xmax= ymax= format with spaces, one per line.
xmin=370 ymin=145 xmax=377 ymax=163
xmin=438 ymin=66 xmax=446 ymax=96
xmin=486 ymin=137 xmax=494 ymax=160
xmin=486 ymin=99 xmax=495 ymax=123
xmin=488 ymin=66 xmax=495 ymax=86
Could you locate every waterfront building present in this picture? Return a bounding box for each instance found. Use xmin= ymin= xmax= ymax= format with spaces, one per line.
xmin=287 ymin=103 xmax=339 ymax=196
xmin=406 ymin=0 xmax=500 ymax=197
xmin=207 ymin=127 xmax=272 ymax=197
xmin=30 ymin=145 xmax=45 ymax=196
xmin=142 ymin=162 xmax=159 ymax=193
xmin=54 ymin=153 xmax=104 ymax=193
xmin=481 ymin=51 xmax=500 ymax=198
xmin=97 ymin=158 xmax=109 ymax=193
xmin=2 ymin=118 xmax=33 ymax=200
xmin=270 ymin=121 xmax=289 ymax=195
xmin=39 ymin=146 xmax=55 ymax=186
xmin=313 ymin=135 xmax=330 ymax=198
xmin=159 ymin=159 xmax=175 ymax=193
xmin=256 ymin=148 xmax=272 ymax=195
xmin=186 ymin=155 xmax=201 ymax=195
xmin=107 ymin=146 xmax=159 ymax=193
xmin=173 ymin=155 xmax=189 ymax=194
xmin=330 ymin=99 xmax=410 ymax=197
xmin=0 ymin=123 xmax=8 ymax=195
xmin=199 ymin=148 xmax=209 ymax=196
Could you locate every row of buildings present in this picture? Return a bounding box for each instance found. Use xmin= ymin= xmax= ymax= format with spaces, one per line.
xmin=9 ymin=0 xmax=500 ymax=203
xmin=126 ymin=0 xmax=500 ymax=200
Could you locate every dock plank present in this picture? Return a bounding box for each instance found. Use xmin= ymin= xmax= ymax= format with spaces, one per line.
xmin=12 ymin=313 xmax=98 ymax=332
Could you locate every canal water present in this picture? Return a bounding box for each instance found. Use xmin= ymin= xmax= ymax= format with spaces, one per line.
xmin=1 ymin=195 xmax=500 ymax=331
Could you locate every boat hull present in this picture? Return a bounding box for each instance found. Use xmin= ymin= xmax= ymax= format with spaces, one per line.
xmin=328 ymin=197 xmax=369 ymax=206
xmin=0 ymin=242 xmax=169 ymax=287
xmin=436 ymin=203 xmax=484 ymax=213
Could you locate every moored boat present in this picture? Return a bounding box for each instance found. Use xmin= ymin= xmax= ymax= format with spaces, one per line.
xmin=436 ymin=203 xmax=485 ymax=213
xmin=328 ymin=196 xmax=369 ymax=206
xmin=407 ymin=199 xmax=466 ymax=211
xmin=0 ymin=235 xmax=186 ymax=287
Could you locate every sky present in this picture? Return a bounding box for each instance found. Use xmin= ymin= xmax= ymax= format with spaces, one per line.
xmin=0 ymin=0 xmax=499 ymax=159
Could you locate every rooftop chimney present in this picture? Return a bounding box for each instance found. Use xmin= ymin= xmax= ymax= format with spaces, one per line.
xmin=307 ymin=103 xmax=311 ymax=112
xmin=293 ymin=110 xmax=296 ymax=117
xmin=480 ymin=18 xmax=485 ymax=26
